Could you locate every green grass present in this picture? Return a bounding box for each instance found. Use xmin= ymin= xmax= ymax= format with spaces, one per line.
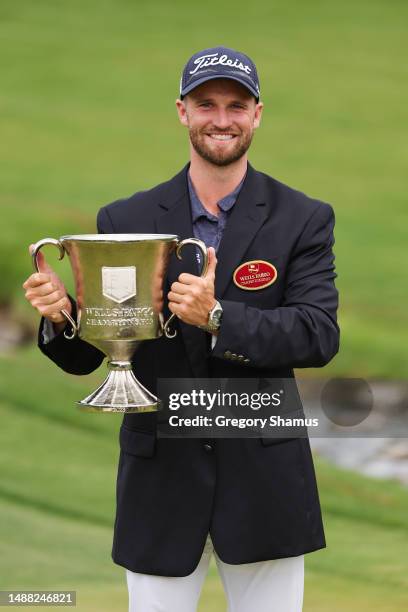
xmin=0 ymin=0 xmax=407 ymax=377
xmin=1 ymin=346 xmax=408 ymax=610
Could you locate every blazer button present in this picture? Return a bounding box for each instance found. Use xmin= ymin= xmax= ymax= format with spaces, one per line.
xmin=224 ymin=350 xmax=232 ymax=359
xmin=244 ymin=358 xmax=250 ymax=364
xmin=237 ymin=354 xmax=244 ymax=361
xmin=231 ymin=353 xmax=238 ymax=360
xmin=203 ymin=443 xmax=213 ymax=453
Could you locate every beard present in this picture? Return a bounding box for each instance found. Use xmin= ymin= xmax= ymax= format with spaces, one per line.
xmin=188 ymin=126 xmax=254 ymax=167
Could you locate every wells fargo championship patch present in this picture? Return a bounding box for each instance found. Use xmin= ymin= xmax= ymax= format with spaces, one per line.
xmin=233 ymin=260 xmax=278 ymax=290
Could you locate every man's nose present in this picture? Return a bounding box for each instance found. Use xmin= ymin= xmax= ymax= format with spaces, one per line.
xmin=212 ymin=108 xmax=232 ymax=130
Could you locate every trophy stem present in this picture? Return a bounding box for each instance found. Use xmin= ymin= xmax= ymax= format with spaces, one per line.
xmin=77 ymin=361 xmax=159 ymax=413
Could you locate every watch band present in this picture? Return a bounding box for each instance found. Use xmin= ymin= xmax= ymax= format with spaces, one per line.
xmin=199 ymin=300 xmax=223 ymax=333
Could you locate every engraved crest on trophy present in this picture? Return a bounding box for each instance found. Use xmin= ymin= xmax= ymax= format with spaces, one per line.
xmin=102 ymin=266 xmax=137 ymax=303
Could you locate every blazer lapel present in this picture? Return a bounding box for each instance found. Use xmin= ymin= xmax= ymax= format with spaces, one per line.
xmin=155 ymin=165 xmax=209 ymax=377
xmin=215 ymin=164 xmax=270 ymax=298
xmin=153 ymin=163 xmax=271 ymax=376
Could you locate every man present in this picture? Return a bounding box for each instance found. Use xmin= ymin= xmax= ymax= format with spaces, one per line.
xmin=23 ymin=47 xmax=339 ymax=611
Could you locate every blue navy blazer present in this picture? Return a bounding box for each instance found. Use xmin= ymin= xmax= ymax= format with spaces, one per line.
xmin=38 ymin=163 xmax=340 ymax=576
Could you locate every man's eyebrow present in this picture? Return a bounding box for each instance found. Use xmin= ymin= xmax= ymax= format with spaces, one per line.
xmin=193 ymin=97 xmax=249 ymax=105
xmin=193 ymin=97 xmax=214 ymax=103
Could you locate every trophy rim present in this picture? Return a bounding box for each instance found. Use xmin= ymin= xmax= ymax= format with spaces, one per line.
xmin=60 ymin=234 xmax=179 ymax=242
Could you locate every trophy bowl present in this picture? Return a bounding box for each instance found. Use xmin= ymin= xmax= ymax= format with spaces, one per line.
xmin=31 ymin=234 xmax=208 ymax=413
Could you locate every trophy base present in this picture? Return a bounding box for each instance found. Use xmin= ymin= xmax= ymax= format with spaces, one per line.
xmin=77 ymin=361 xmax=159 ymax=413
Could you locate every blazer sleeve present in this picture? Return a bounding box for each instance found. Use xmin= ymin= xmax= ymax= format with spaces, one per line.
xmin=212 ymin=203 xmax=340 ymax=369
xmin=37 ymin=206 xmax=114 ymax=375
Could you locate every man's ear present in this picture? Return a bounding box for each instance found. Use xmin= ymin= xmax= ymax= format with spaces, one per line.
xmin=253 ymin=101 xmax=264 ymax=129
xmin=176 ymin=99 xmax=189 ymax=127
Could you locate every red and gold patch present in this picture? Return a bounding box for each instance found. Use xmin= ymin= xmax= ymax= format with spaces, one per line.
xmin=233 ymin=260 xmax=278 ymax=291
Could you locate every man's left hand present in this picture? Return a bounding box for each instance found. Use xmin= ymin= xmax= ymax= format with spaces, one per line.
xmin=168 ymin=246 xmax=217 ymax=327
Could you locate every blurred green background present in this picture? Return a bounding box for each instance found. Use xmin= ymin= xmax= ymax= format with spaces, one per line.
xmin=0 ymin=0 xmax=407 ymax=610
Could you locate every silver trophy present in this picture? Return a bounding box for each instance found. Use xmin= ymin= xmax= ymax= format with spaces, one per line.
xmin=31 ymin=234 xmax=208 ymax=413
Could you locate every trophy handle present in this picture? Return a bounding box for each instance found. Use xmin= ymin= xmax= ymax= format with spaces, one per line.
xmin=31 ymin=238 xmax=78 ymax=340
xmin=163 ymin=238 xmax=209 ymax=339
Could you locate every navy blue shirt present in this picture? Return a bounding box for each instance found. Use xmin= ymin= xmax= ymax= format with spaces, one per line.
xmin=187 ymin=171 xmax=246 ymax=268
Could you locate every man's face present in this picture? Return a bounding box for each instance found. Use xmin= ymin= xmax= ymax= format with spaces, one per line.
xmin=176 ymin=79 xmax=263 ymax=167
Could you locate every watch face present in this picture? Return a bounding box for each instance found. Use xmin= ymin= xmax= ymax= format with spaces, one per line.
xmin=212 ymin=308 xmax=222 ymax=324
xmin=210 ymin=303 xmax=223 ymax=327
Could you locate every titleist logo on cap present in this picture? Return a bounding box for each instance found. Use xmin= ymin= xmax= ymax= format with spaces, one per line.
xmin=189 ymin=53 xmax=252 ymax=76
xmin=180 ymin=46 xmax=260 ymax=101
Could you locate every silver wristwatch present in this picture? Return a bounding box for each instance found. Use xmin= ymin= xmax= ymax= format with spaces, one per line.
xmin=200 ymin=300 xmax=223 ymax=333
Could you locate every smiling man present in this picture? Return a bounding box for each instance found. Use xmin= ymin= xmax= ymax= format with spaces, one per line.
xmin=177 ymin=78 xmax=261 ymax=167
xmin=24 ymin=46 xmax=340 ymax=611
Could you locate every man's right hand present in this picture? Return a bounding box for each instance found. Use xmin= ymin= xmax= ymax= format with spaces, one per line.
xmin=23 ymin=244 xmax=72 ymax=334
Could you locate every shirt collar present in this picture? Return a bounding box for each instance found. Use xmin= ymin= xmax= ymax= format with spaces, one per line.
xmin=187 ymin=170 xmax=246 ymax=222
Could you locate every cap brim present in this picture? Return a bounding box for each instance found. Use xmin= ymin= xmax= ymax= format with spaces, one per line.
xmin=180 ymin=75 xmax=259 ymax=101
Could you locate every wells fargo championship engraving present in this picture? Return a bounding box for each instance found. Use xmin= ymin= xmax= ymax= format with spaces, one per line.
xmin=84 ymin=306 xmax=154 ymax=328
